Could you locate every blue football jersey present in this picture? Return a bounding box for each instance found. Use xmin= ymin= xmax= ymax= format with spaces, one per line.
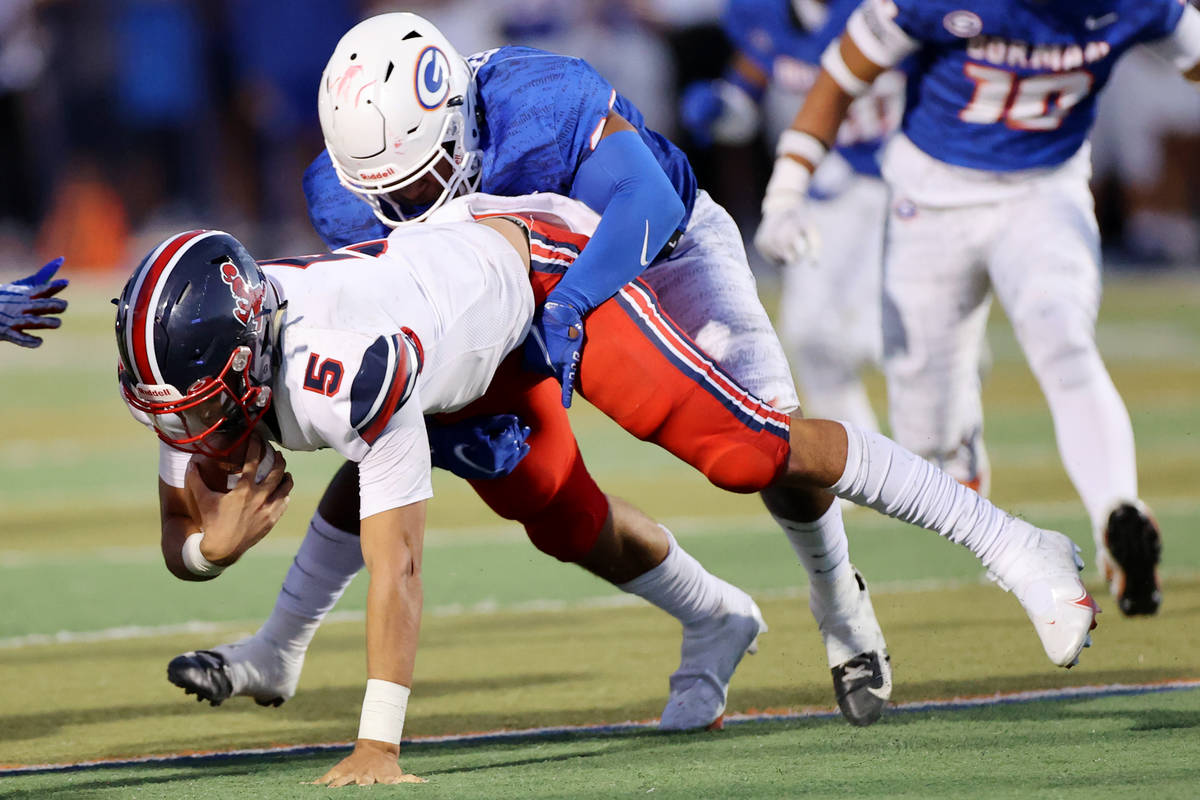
xmin=724 ymin=0 xmax=898 ymax=176
xmin=865 ymin=0 xmax=1187 ymax=171
xmin=304 ymin=46 xmax=698 ymax=250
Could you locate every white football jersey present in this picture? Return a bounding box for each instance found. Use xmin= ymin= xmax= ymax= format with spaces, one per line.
xmin=157 ymin=219 xmax=533 ymax=518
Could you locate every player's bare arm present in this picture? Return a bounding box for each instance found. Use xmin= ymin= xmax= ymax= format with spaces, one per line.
xmin=314 ymin=501 xmax=428 ymax=787
xmin=157 ymin=437 xmax=293 ymax=581
xmin=785 ymin=36 xmax=888 ymax=168
xmin=477 ymin=216 xmax=533 ymax=270
xmin=757 ymin=27 xmax=897 ymax=267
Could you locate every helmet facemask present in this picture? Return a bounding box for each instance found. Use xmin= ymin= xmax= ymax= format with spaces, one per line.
xmin=331 ymin=100 xmax=482 ymax=225
xmin=121 ymin=345 xmax=273 ymax=459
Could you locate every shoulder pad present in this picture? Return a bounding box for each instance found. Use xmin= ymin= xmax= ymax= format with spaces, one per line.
xmin=349 ymin=328 xmax=424 ymax=445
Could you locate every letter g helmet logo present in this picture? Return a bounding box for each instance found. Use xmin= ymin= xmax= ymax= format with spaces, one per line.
xmin=415 ymin=46 xmax=450 ymax=110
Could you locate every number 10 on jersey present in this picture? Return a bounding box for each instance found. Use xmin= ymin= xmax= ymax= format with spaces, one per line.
xmin=960 ymin=65 xmax=1093 ymax=130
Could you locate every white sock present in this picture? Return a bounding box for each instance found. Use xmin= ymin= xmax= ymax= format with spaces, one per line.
xmin=1041 ymin=371 xmax=1138 ymax=544
xmin=258 ymin=512 xmax=364 ymax=655
xmin=831 ymin=421 xmax=1016 ymax=568
xmin=770 ymin=500 xmax=855 ymax=592
xmin=617 ymin=528 xmax=737 ymax=627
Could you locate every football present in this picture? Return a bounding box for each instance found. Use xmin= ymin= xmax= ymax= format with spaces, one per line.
xmin=193 ymin=439 xmax=278 ymax=493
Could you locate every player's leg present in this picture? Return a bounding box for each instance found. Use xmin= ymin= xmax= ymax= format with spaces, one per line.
xmin=169 ymin=461 xmax=364 ymax=706
xmin=881 ymin=199 xmax=993 ymax=494
xmin=632 ymin=193 xmax=890 ymax=724
xmin=775 ymin=416 xmax=1098 ymax=669
xmin=989 ymin=181 xmax=1160 ymax=616
xmin=777 ymin=174 xmax=886 ymax=433
xmin=459 ymin=363 xmax=766 ymax=730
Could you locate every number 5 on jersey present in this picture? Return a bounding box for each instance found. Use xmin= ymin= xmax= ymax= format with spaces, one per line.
xmin=304 ymin=354 xmax=344 ymax=396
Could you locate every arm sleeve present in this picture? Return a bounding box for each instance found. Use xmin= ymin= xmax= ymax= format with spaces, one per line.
xmin=357 ymin=398 xmax=433 ymax=519
xmin=846 ymin=0 xmax=920 ymax=69
xmin=158 ymin=441 xmax=192 ymax=488
xmin=1145 ymin=3 xmax=1200 ymax=73
xmin=554 ymin=130 xmax=686 ymax=313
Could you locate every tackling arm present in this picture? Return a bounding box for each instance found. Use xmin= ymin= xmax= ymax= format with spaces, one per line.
xmin=535 ymin=111 xmax=685 ymax=407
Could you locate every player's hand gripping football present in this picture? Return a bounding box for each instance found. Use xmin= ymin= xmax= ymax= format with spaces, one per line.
xmin=754 ymin=158 xmax=820 ymax=267
xmin=314 ymin=740 xmax=425 ymax=787
xmin=0 ymin=257 xmax=69 ymax=348
xmin=526 ymin=299 xmax=585 ymax=408
xmin=184 ymin=437 xmax=293 ymax=566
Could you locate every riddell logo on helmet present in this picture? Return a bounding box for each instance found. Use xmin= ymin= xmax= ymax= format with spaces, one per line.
xmin=220 ymin=260 xmax=265 ymax=325
xmin=359 ymin=166 xmax=396 ymax=181
xmin=133 ymin=383 xmax=183 ymax=402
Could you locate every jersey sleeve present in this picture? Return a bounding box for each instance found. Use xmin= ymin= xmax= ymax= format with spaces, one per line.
xmin=286 ymin=327 xmax=422 ymax=464
xmin=357 ymin=397 xmax=433 ymax=519
xmin=846 ymin=0 xmax=921 ymax=69
xmin=347 ymin=330 xmax=423 ymax=449
xmin=1145 ymin=2 xmax=1200 ymax=71
xmin=554 ymin=57 xmax=618 ymax=166
xmin=302 ymin=150 xmax=391 ymax=250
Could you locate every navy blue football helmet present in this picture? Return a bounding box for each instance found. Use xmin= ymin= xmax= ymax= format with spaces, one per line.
xmin=115 ymin=230 xmax=279 ymax=458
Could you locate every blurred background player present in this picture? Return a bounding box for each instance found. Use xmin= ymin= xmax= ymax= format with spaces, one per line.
xmin=301 ymin=11 xmax=896 ymax=722
xmin=680 ymin=0 xmax=905 ymax=437
xmin=0 ymin=257 xmax=67 ymax=347
xmin=757 ymin=0 xmax=1200 ymax=616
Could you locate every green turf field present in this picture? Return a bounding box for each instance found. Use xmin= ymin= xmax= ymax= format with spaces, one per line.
xmin=1 ymin=274 xmax=1198 ymax=796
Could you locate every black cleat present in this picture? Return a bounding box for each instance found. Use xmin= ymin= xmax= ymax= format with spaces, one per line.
xmin=1104 ymin=503 xmax=1162 ymax=616
xmin=167 ymin=650 xmax=237 ymax=707
xmin=831 ymin=650 xmax=892 ymax=727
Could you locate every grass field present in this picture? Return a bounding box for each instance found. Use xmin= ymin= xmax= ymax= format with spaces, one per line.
xmin=1 ymin=273 xmax=1199 ymax=797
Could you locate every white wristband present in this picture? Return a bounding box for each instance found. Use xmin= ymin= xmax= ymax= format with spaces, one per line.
xmin=762 ymin=156 xmax=813 ymax=212
xmin=181 ymin=532 xmax=224 ymax=577
xmin=821 ymin=40 xmax=872 ymax=97
xmin=776 ymin=130 xmax=829 ymax=166
xmin=357 ymin=679 xmax=411 ymax=745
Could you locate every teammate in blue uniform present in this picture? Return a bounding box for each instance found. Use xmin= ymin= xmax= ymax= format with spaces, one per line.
xmin=758 ymin=0 xmax=1200 ymax=616
xmin=681 ymin=0 xmax=906 ymax=450
xmin=0 ymin=258 xmax=68 ymax=348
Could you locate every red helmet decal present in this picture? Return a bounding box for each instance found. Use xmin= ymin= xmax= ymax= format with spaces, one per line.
xmin=220 ymin=260 xmax=265 ymax=325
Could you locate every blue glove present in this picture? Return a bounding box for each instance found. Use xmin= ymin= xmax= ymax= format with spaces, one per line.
xmin=524 ymin=300 xmax=584 ymax=408
xmin=679 ymin=80 xmax=723 ymax=148
xmin=0 ymin=257 xmax=68 ymax=348
xmin=427 ymin=413 xmax=532 ymax=480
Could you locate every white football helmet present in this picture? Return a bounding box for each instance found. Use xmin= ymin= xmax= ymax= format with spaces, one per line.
xmin=318 ymin=13 xmax=481 ymax=226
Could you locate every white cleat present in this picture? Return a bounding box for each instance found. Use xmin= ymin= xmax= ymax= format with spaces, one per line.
xmin=659 ymin=593 xmax=767 ymax=731
xmin=811 ymin=567 xmax=892 ymax=726
xmin=987 ymin=526 xmax=1099 ymax=668
xmin=167 ymin=633 xmax=304 ymax=707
